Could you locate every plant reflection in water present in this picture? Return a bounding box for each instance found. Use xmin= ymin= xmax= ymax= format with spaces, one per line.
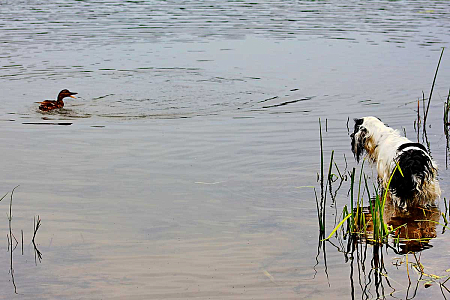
xmin=2 ymin=187 xmax=43 ymax=294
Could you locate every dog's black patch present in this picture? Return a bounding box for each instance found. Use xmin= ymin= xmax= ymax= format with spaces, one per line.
xmin=397 ymin=142 xmax=427 ymax=153
xmin=390 ymin=148 xmax=434 ymax=202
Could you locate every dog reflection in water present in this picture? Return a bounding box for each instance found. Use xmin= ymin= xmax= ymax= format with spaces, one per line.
xmin=361 ymin=200 xmax=440 ymax=253
xmin=350 ymin=117 xmax=441 ymax=211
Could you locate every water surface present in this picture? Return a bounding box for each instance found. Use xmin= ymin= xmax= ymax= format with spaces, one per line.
xmin=1 ymin=1 xmax=450 ymax=299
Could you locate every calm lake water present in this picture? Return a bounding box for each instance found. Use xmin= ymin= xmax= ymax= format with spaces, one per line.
xmin=1 ymin=1 xmax=450 ymax=299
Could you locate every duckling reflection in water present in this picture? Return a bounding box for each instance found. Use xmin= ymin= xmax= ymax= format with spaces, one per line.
xmin=39 ymin=89 xmax=77 ymax=111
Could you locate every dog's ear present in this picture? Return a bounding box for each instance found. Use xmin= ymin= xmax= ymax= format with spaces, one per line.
xmin=355 ymin=128 xmax=367 ymax=162
xmin=351 ymin=118 xmax=367 ymax=163
xmin=354 ymin=118 xmax=364 ymax=126
xmin=353 ymin=118 xmax=364 ymax=135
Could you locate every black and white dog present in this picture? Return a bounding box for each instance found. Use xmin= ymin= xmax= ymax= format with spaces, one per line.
xmin=350 ymin=116 xmax=440 ymax=210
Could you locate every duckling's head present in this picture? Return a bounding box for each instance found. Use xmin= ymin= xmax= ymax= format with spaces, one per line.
xmin=58 ymin=89 xmax=78 ymax=100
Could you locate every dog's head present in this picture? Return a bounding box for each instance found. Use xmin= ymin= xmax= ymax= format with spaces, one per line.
xmin=350 ymin=116 xmax=384 ymax=162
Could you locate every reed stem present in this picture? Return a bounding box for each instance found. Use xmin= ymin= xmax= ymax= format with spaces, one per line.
xmin=423 ymin=47 xmax=445 ymax=130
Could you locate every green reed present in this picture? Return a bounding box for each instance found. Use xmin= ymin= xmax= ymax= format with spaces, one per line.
xmin=349 ymin=168 xmax=355 ymax=232
xmin=315 ymin=118 xmax=325 ymax=236
xmin=317 ymin=118 xmax=348 ymax=240
xmin=444 ymin=88 xmax=450 ymax=169
xmin=423 ymin=47 xmax=445 ymax=131
xmin=321 ymin=157 xmax=404 ymax=244
xmin=443 ymin=198 xmax=449 ymax=232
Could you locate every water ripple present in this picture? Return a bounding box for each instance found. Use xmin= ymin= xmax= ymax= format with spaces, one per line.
xmin=1 ymin=0 xmax=449 ymax=50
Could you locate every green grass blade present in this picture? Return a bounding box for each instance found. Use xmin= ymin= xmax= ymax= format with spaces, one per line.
xmin=323 ymin=213 xmax=352 ymax=241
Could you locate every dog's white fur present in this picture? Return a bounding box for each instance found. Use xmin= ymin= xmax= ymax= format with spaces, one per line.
xmin=351 ymin=116 xmax=440 ymax=210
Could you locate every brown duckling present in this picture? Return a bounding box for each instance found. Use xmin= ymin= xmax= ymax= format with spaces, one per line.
xmin=39 ymin=89 xmax=78 ymax=111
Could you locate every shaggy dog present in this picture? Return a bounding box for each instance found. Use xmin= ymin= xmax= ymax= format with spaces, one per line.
xmin=350 ymin=116 xmax=440 ymax=211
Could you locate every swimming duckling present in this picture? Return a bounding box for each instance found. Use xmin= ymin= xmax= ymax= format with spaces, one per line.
xmin=39 ymin=89 xmax=77 ymax=111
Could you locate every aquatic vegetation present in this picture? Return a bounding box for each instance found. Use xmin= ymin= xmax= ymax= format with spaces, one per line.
xmin=7 ymin=186 xmax=20 ymax=294
xmin=319 ymin=129 xmax=408 ymax=246
xmin=444 ymin=89 xmax=450 ymax=169
xmin=1 ymin=187 xmax=43 ymax=294
xmin=423 ymin=47 xmax=445 ymax=132
xmin=315 ymin=118 xmax=347 ymax=240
